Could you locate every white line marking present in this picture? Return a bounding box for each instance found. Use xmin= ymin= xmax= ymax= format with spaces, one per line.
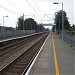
xmin=25 ymin=33 xmax=50 ymax=75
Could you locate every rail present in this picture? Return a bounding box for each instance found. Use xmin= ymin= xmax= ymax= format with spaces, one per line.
xmin=0 ymin=32 xmax=49 ymax=75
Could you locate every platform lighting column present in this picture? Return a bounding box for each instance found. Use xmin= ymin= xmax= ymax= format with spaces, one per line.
xmin=53 ymin=2 xmax=64 ymax=42
xmin=55 ymin=12 xmax=57 ymax=33
xmin=23 ymin=13 xmax=24 ymax=33
xmin=3 ymin=15 xmax=8 ymax=38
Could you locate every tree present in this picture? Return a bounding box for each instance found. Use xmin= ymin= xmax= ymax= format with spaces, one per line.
xmin=16 ymin=16 xmax=46 ymax=31
xmin=54 ymin=10 xmax=70 ymax=33
xmin=38 ymin=23 xmax=46 ymax=31
xmin=70 ymin=24 xmax=75 ymax=31
xmin=16 ymin=16 xmax=24 ymax=30
xmin=24 ymin=18 xmax=38 ymax=30
xmin=16 ymin=16 xmax=38 ymax=30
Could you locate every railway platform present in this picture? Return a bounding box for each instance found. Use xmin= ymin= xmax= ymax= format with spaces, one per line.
xmin=27 ymin=33 xmax=74 ymax=75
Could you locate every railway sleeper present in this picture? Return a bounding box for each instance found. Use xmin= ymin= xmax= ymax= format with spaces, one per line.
xmin=0 ymin=32 xmax=49 ymax=75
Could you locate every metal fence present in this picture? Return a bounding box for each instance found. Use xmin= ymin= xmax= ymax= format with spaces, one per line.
xmin=63 ymin=31 xmax=75 ymax=47
xmin=0 ymin=30 xmax=35 ymax=40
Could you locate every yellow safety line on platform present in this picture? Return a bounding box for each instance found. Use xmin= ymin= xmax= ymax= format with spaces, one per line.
xmin=52 ymin=33 xmax=60 ymax=75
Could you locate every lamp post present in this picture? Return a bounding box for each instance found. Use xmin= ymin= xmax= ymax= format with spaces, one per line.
xmin=53 ymin=2 xmax=64 ymax=42
xmin=3 ymin=15 xmax=8 ymax=38
xmin=23 ymin=13 xmax=24 ymax=32
xmin=55 ymin=12 xmax=58 ymax=33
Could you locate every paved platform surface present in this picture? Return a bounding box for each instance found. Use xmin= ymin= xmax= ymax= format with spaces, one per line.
xmin=28 ymin=33 xmax=75 ymax=75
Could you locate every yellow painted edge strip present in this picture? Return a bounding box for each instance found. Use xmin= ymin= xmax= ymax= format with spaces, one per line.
xmin=52 ymin=33 xmax=60 ymax=75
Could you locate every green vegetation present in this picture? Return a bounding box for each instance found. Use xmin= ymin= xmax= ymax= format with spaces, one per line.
xmin=53 ymin=10 xmax=70 ymax=33
xmin=16 ymin=15 xmax=45 ymax=31
xmin=70 ymin=24 xmax=75 ymax=31
xmin=68 ymin=24 xmax=75 ymax=35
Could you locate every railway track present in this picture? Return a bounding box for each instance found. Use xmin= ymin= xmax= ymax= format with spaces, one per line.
xmin=0 ymin=32 xmax=49 ymax=75
xmin=0 ymin=33 xmax=43 ymax=57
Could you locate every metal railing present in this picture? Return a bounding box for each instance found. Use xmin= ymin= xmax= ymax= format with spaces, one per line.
xmin=63 ymin=31 xmax=75 ymax=47
xmin=0 ymin=30 xmax=35 ymax=40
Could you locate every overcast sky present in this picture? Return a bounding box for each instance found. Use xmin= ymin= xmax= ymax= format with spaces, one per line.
xmin=0 ymin=0 xmax=74 ymax=28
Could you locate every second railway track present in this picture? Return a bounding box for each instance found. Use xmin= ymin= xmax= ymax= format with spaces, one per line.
xmin=0 ymin=32 xmax=49 ymax=75
xmin=0 ymin=33 xmax=43 ymax=57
